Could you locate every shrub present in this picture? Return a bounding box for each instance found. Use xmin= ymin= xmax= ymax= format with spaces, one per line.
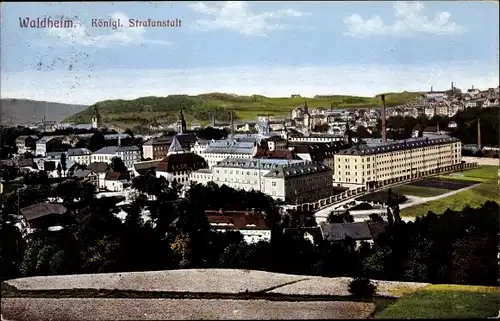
xmin=348 ymin=277 xmax=377 ymax=298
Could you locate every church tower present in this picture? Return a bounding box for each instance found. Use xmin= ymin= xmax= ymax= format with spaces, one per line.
xmin=343 ymin=115 xmax=352 ymax=146
xmin=177 ymin=110 xmax=187 ymax=134
xmin=91 ymin=106 xmax=99 ymax=129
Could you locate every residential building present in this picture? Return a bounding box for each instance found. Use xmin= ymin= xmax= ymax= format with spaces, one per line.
xmin=35 ymin=136 xmax=63 ymax=157
xmin=72 ymin=169 xmax=99 ymax=187
xmin=91 ymin=146 xmax=141 ymax=169
xmin=156 ymin=152 xmax=207 ymax=186
xmin=333 ymin=136 xmax=462 ymax=188
xmin=103 ymin=171 xmax=130 ymax=192
xmin=142 ymin=136 xmax=173 ymax=160
xmin=191 ymin=158 xmax=333 ymax=205
xmin=198 ymin=139 xmax=260 ymax=168
xmin=15 ymin=135 xmax=37 ymax=154
xmin=263 ymin=136 xmax=287 ymax=151
xmin=19 ymin=203 xmax=67 ymax=234
xmin=205 ymin=210 xmax=271 ymax=244
xmin=319 ymin=221 xmax=388 ymax=246
xmin=483 ymin=98 xmax=499 ymax=108
xmin=288 ymin=142 xmax=343 ymax=172
xmin=87 ymin=162 xmax=110 ymax=189
xmin=67 ymin=148 xmax=92 ymax=166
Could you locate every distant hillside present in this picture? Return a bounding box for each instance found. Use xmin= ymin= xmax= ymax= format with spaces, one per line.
xmin=0 ymin=99 xmax=87 ymax=126
xmin=65 ymin=92 xmax=420 ymax=131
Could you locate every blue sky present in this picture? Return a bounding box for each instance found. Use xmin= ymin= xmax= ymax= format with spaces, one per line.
xmin=1 ymin=1 xmax=499 ymax=104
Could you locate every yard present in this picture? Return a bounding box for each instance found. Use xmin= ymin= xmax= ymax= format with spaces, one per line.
xmin=401 ymin=165 xmax=499 ymax=217
xmin=375 ymin=284 xmax=500 ymax=319
xmin=389 ymin=185 xmax=449 ymax=198
xmin=440 ymin=165 xmax=499 ymax=182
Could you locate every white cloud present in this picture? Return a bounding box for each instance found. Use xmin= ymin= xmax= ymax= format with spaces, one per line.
xmin=48 ymin=12 xmax=171 ymax=47
xmin=2 ymin=62 xmax=498 ymax=105
xmin=343 ymin=1 xmax=465 ymax=37
xmin=188 ymin=1 xmax=310 ymax=36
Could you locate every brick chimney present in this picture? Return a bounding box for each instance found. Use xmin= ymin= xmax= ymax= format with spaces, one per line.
xmin=477 ymin=117 xmax=481 ymax=150
xmin=380 ymin=94 xmax=387 ymax=143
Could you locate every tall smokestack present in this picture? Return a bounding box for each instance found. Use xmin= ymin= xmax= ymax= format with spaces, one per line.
xmin=477 ymin=117 xmax=481 ymax=150
xmin=380 ymin=94 xmax=387 ymax=143
xmin=230 ymin=110 xmax=235 ymax=139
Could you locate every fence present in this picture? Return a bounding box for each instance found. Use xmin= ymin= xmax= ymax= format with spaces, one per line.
xmin=287 ymin=162 xmax=478 ymax=212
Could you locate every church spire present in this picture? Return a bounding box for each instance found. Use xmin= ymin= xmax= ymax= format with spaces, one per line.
xmin=177 ymin=109 xmax=186 ymax=134
xmin=304 ymin=101 xmax=309 ymax=114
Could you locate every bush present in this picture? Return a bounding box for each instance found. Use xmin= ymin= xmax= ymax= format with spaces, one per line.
xmin=348 ymin=277 xmax=377 ymax=298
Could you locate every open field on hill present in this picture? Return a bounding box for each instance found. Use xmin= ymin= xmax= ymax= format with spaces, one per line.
xmin=401 ymin=166 xmax=499 ymax=217
xmin=64 ymin=92 xmax=420 ymax=129
xmin=375 ymin=284 xmax=500 ymax=319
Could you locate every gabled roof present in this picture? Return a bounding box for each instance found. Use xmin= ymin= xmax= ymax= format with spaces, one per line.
xmin=20 ymin=203 xmax=67 ymax=221
xmin=156 ymin=153 xmax=207 ymax=173
xmin=168 ymin=136 xmax=184 ymax=153
xmin=105 ymin=171 xmax=129 ymax=181
xmin=72 ymin=169 xmax=93 ymax=178
xmin=319 ymin=222 xmax=388 ymax=242
xmin=87 ymin=162 xmax=109 ymax=173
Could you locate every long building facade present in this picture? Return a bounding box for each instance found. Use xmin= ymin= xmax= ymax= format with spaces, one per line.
xmin=333 ymin=136 xmax=462 ymax=188
xmin=190 ymin=158 xmax=333 ymax=205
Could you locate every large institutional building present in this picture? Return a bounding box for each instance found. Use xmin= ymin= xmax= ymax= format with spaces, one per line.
xmin=190 ymin=158 xmax=333 ymax=205
xmin=333 ymin=136 xmax=462 ymax=188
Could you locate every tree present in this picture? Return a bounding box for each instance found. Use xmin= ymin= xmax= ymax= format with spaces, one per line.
xmin=88 ymin=131 xmax=105 ymax=152
xmin=57 ymin=163 xmax=62 ymax=177
xmin=60 ymin=153 xmax=67 ymax=176
xmin=110 ymin=157 xmax=127 ymax=173
xmin=348 ymin=277 xmax=377 ymax=298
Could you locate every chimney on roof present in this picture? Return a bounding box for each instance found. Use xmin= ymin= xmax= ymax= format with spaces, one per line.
xmin=230 ymin=110 xmax=235 ymax=140
xmin=477 ymin=117 xmax=481 ymax=150
xmin=380 ymin=94 xmax=387 ymax=143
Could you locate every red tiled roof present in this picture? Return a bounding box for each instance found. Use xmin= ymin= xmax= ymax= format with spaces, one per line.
xmin=156 ymin=153 xmax=207 ymax=173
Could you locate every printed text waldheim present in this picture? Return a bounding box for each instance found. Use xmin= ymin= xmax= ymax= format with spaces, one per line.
xmin=19 ymin=17 xmax=74 ymax=28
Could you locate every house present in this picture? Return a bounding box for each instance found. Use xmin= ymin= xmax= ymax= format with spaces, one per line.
xmin=156 ymin=152 xmax=207 ymax=186
xmin=91 ymin=146 xmax=141 ymax=169
xmin=483 ymin=98 xmax=499 ymax=108
xmin=35 ymin=136 xmax=63 ymax=157
xmin=19 ymin=203 xmax=68 ymax=234
xmin=67 ymin=148 xmax=92 ymax=166
xmin=467 ymin=87 xmax=481 ymax=98
xmin=132 ymin=160 xmax=160 ymax=176
xmin=263 ymin=136 xmax=287 ymax=151
xmin=142 ymin=136 xmax=173 ymax=160
xmin=205 ymin=210 xmax=271 ymax=244
xmin=87 ymin=162 xmax=110 ymax=189
xmin=103 ymin=171 xmax=130 ymax=192
xmin=319 ymin=221 xmax=388 ymax=246
xmin=190 ymin=123 xmax=201 ymax=130
xmin=72 ymin=169 xmax=99 ymax=187
xmin=15 ymin=135 xmax=37 ymax=154
xmin=198 ymin=139 xmax=261 ymax=168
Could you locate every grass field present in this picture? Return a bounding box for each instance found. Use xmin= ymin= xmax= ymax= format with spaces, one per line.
xmin=401 ymin=166 xmax=499 ymax=217
xmin=389 ymin=185 xmax=449 ymax=197
xmin=65 ymin=92 xmax=420 ymax=129
xmin=375 ymin=284 xmax=500 ymax=319
xmin=440 ymin=165 xmax=499 ymax=183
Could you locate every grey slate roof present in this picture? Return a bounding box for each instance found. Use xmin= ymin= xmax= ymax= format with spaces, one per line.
xmin=143 ymin=136 xmax=174 ymax=146
xmin=168 ymin=136 xmax=184 ymax=153
xmin=319 ymin=222 xmax=388 ymax=242
xmin=87 ymin=162 xmax=109 ymax=173
xmin=20 ymin=203 xmax=67 ymax=221
xmin=337 ymin=136 xmax=460 ymax=156
xmin=263 ymin=162 xmax=332 ymax=178
xmin=67 ymin=148 xmax=91 ymax=156
xmin=215 ymin=158 xmax=304 ymax=169
xmin=205 ymin=139 xmax=256 ymax=155
xmin=72 ymin=169 xmax=92 ymax=178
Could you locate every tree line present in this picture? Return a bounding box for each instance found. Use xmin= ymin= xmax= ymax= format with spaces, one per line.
xmin=1 ymin=173 xmax=498 ymax=287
